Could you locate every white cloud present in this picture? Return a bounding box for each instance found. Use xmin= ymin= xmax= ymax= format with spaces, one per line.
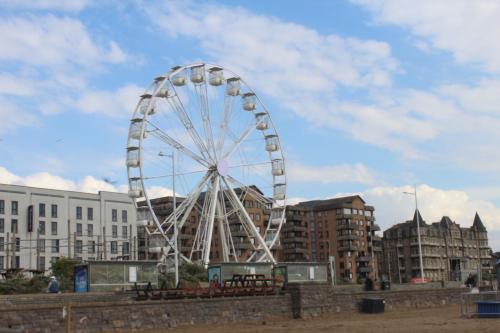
xmin=0 ymin=166 xmax=175 ymax=200
xmin=288 ymin=163 xmax=377 ymax=185
xmin=140 ymin=1 xmax=449 ymax=159
xmin=352 ymin=0 xmax=500 ymax=72
xmin=73 ymin=84 xmax=144 ymax=117
xmin=0 ymin=0 xmax=91 ymax=12
xmin=0 ymin=15 xmax=126 ymax=70
xmin=0 ymin=166 xmax=116 ymax=193
xmin=0 ymin=96 xmax=37 ymax=134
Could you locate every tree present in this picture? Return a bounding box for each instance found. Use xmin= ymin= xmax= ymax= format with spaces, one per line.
xmin=50 ymin=257 xmax=78 ymax=291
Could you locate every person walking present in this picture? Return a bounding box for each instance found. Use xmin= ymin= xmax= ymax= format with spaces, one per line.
xmin=47 ymin=276 xmax=61 ymax=293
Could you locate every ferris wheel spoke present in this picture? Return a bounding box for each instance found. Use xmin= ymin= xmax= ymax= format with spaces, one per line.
xmin=226 ymin=175 xmax=272 ymax=207
xmin=166 ymin=84 xmax=212 ymax=161
xmin=221 ymin=176 xmax=275 ymax=263
xmin=216 ymin=92 xmax=236 ymax=160
xmin=159 ymin=171 xmax=213 ymax=232
xmin=194 ymin=79 xmax=217 ymax=162
xmin=145 ymin=120 xmax=210 ymax=168
xmin=222 ymin=115 xmax=266 ymax=161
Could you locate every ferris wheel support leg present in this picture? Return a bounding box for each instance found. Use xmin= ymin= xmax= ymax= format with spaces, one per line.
xmin=216 ymin=194 xmax=230 ymax=262
xmin=222 ymin=176 xmax=276 ymax=264
xmin=202 ymin=176 xmax=220 ymax=268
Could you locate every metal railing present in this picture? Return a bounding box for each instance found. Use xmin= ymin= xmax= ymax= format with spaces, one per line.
xmin=461 ymin=291 xmax=500 ymax=318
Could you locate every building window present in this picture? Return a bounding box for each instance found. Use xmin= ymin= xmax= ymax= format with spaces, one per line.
xmin=15 ymin=238 xmax=20 ymax=252
xmin=38 ymin=256 xmax=45 ymax=271
xmin=87 ymin=224 xmax=93 ymax=237
xmin=87 ymin=207 xmax=93 ymax=221
xmin=15 ymin=256 xmax=20 ymax=268
xmin=112 ymin=225 xmax=118 ymax=238
xmin=75 ymin=240 xmax=82 ymax=254
xmin=39 ymin=221 xmax=45 ymax=235
xmin=0 ymin=218 xmax=4 ymax=233
xmin=38 ymin=239 xmax=45 ymax=253
xmin=76 ymin=207 xmax=82 ymax=220
xmin=76 ymin=223 xmax=82 ymax=236
xmin=122 ymin=226 xmax=128 ymax=238
xmin=111 ymin=241 xmax=118 ymax=254
xmin=122 ymin=210 xmax=127 ymax=223
xmin=11 ymin=219 xmax=18 ymax=234
xmin=51 ymin=204 xmax=57 ymax=218
xmin=88 ymin=241 xmax=96 ymax=254
xmin=0 ymin=256 xmax=4 ymax=269
xmin=122 ymin=242 xmax=130 ymax=255
xmin=51 ymin=239 xmax=59 ymax=253
xmin=39 ymin=203 xmax=45 ymax=217
xmin=255 ymin=213 xmax=260 ymax=221
xmin=0 ymin=237 xmax=4 ymax=251
xmin=11 ymin=201 xmax=18 ymax=215
xmin=0 ymin=200 xmax=4 ymax=214
xmin=112 ymin=209 xmax=118 ymax=222
xmin=51 ymin=222 xmax=57 ymax=236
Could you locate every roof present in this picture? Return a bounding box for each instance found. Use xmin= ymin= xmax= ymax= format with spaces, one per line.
xmin=293 ymin=195 xmax=367 ymax=210
xmin=411 ymin=209 xmax=426 ymax=226
xmin=439 ymin=216 xmax=453 ymax=229
xmin=472 ymin=212 xmax=487 ymax=232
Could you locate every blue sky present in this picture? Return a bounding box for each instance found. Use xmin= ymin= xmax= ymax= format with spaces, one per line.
xmin=1 ymin=0 xmax=500 ymax=249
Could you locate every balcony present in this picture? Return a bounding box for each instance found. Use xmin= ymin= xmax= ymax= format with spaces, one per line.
xmin=357 ymin=255 xmax=372 ymax=262
xmin=372 ymin=246 xmax=382 ymax=252
xmin=358 ymin=267 xmax=373 ymax=273
xmin=230 ymin=229 xmax=248 ymax=237
xmin=338 ymin=234 xmax=358 ymax=241
xmin=283 ymin=236 xmax=308 ymax=244
xmin=338 ymin=244 xmax=360 ymax=252
xmin=283 ymin=224 xmax=307 ymax=232
xmin=337 ymin=223 xmax=358 ymax=230
xmin=233 ymin=242 xmax=252 ymax=250
xmin=284 ymin=247 xmax=308 ymax=254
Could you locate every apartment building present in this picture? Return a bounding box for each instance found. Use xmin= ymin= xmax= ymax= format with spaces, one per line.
xmin=382 ymin=210 xmax=492 ymax=282
xmin=139 ymin=186 xmax=276 ymax=262
xmin=0 ymin=184 xmax=138 ymax=272
xmin=282 ymin=195 xmax=381 ymax=282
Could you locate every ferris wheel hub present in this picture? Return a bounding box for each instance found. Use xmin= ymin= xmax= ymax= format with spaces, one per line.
xmin=216 ymin=159 xmax=229 ymax=177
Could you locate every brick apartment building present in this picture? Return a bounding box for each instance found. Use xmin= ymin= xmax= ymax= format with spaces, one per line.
xmin=381 ymin=211 xmax=492 ymax=283
xmin=140 ymin=192 xmax=381 ymax=282
xmin=282 ymin=196 xmax=381 ymax=282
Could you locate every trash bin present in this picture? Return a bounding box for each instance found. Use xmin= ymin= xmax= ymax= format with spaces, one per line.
xmin=362 ymin=298 xmax=385 ymax=313
xmin=381 ymin=280 xmax=390 ymax=290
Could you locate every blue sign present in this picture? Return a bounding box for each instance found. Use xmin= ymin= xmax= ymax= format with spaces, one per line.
xmin=74 ymin=265 xmax=89 ymax=293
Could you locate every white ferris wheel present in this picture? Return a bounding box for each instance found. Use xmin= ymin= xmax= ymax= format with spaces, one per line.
xmin=126 ymin=63 xmax=286 ymax=268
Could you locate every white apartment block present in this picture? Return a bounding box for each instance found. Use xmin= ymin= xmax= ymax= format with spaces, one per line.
xmin=0 ymin=183 xmax=138 ymax=272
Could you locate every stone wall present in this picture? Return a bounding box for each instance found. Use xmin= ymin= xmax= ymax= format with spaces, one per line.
xmin=288 ymin=282 xmax=464 ymax=318
xmin=0 ymin=293 xmax=291 ymax=333
xmin=0 ymin=285 xmax=467 ymax=332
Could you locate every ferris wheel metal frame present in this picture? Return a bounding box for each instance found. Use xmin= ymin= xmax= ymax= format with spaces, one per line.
xmin=126 ymin=63 xmax=287 ymax=268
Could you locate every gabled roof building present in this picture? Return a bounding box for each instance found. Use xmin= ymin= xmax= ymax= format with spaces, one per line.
xmin=382 ymin=210 xmax=492 ymax=283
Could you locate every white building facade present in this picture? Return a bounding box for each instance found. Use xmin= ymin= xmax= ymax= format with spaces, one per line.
xmin=0 ymin=184 xmax=138 ymax=272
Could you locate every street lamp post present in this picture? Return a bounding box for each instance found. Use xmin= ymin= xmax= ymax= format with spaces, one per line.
xmin=319 ymin=239 xmax=335 ymax=287
xmin=403 ymin=185 xmax=425 ymax=281
xmin=159 ymin=151 xmax=179 ymax=287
